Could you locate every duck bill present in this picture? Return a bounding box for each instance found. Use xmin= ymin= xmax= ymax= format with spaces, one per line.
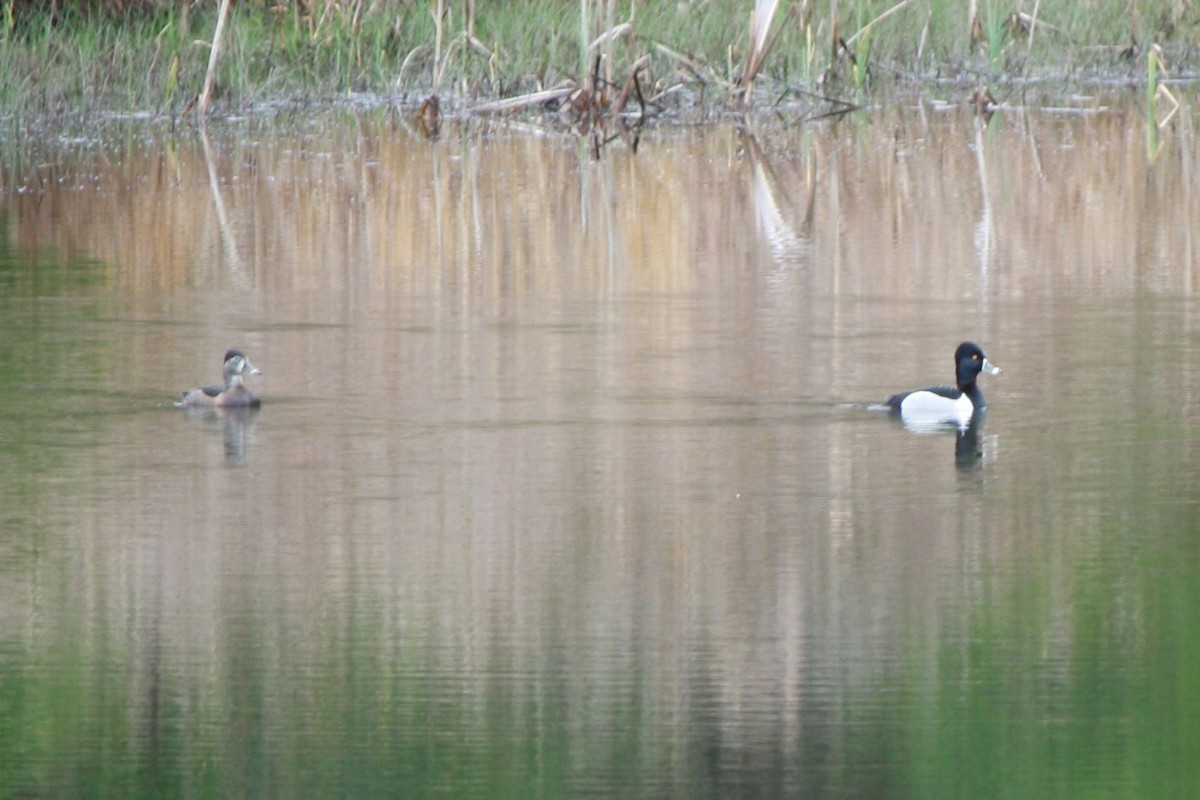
xmin=982 ymin=357 xmax=1002 ymax=376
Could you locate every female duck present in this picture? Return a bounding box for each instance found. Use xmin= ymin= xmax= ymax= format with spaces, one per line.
xmin=885 ymin=341 xmax=1000 ymax=426
xmin=175 ymin=349 xmax=263 ymax=408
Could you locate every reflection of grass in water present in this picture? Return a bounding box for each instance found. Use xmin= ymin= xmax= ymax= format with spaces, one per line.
xmin=0 ymin=1 xmax=1192 ymax=117
xmin=0 ymin=215 xmax=109 ymax=294
xmin=903 ymin=458 xmax=1200 ymax=798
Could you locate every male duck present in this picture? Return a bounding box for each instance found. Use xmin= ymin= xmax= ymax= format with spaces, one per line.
xmin=885 ymin=341 xmax=1000 ymax=426
xmin=175 ymin=349 xmax=262 ymax=408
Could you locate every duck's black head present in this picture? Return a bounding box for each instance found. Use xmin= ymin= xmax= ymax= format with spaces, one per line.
xmin=954 ymin=341 xmax=1001 ymax=389
xmin=221 ymin=349 xmax=262 ymax=382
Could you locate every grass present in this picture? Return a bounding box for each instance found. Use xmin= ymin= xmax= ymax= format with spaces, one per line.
xmin=0 ymin=0 xmax=1195 ymax=122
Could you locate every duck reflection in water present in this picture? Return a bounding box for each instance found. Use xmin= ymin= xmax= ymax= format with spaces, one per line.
xmin=180 ymin=405 xmax=260 ymax=464
xmin=883 ymin=406 xmax=988 ymax=470
xmin=954 ymin=410 xmax=986 ymax=467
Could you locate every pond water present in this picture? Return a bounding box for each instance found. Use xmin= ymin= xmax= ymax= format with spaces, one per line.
xmin=2 ymin=95 xmax=1199 ymax=797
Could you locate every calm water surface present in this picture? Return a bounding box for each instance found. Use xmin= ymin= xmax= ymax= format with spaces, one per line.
xmin=2 ymin=98 xmax=1200 ymax=797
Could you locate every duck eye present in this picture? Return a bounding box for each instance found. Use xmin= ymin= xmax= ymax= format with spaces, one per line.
xmin=972 ymin=354 xmax=980 ymax=360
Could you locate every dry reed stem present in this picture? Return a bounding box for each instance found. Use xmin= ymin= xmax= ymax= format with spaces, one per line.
xmin=602 ymin=0 xmax=616 ymax=98
xmin=844 ymin=0 xmax=912 ymax=49
xmin=431 ymin=31 xmax=494 ymax=92
xmin=651 ymin=42 xmax=733 ymax=88
xmin=433 ymin=0 xmax=445 ymax=90
xmin=197 ymin=0 xmax=232 ymax=122
xmin=739 ymin=0 xmax=781 ymax=109
xmin=396 ymin=44 xmax=432 ymax=89
xmin=1011 ymin=11 xmax=1065 ymax=38
xmin=467 ymin=85 xmax=577 ymax=115
xmin=1025 ymin=0 xmax=1042 ymax=57
xmin=1151 ymin=47 xmax=1181 ymax=129
xmin=830 ymin=0 xmax=840 ymax=64
xmin=435 ymin=35 xmax=462 ymax=90
xmin=917 ymin=11 xmax=929 ymax=63
xmin=588 ymin=22 xmax=633 ymax=56
xmin=1020 ymin=0 xmax=1042 ymax=79
xmin=614 ymin=55 xmax=651 ymax=114
xmin=1156 ymin=86 xmax=1180 ymax=128
xmin=580 ymin=0 xmax=591 ymax=91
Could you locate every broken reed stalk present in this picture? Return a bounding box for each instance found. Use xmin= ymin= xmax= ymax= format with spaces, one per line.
xmin=739 ymin=0 xmax=781 ymax=108
xmin=1149 ymin=46 xmax=1180 ymax=129
xmin=614 ymin=55 xmax=650 ymax=114
xmin=197 ymin=0 xmax=232 ymax=122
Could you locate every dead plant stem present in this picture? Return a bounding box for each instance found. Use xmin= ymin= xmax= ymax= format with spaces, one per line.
xmin=844 ymin=0 xmax=911 ymax=49
xmin=434 ymin=0 xmax=445 ymax=90
xmin=1024 ymin=0 xmax=1042 ymax=77
xmin=197 ymin=0 xmax=231 ymax=122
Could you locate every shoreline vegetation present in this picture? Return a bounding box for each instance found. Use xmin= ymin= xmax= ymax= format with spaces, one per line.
xmin=0 ymin=1 xmax=1196 ymax=128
